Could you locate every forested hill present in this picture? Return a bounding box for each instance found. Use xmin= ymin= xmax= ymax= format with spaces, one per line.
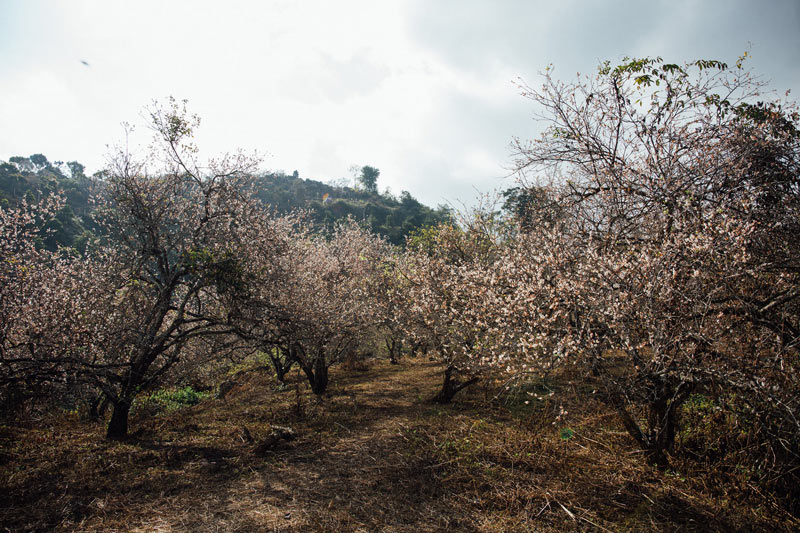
xmin=252 ymin=170 xmax=453 ymax=245
xmin=0 ymin=155 xmax=452 ymax=249
xmin=0 ymin=155 xmax=96 ymax=251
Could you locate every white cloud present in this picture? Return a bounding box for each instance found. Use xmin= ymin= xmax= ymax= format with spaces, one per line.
xmin=1 ymin=0 xmax=798 ymax=207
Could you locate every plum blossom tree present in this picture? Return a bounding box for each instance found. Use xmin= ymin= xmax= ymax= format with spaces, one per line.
xmin=89 ymin=98 xmax=267 ymax=439
xmin=285 ymin=221 xmax=389 ymax=394
xmin=0 ymin=198 xmax=123 ymax=422
xmin=0 ymin=197 xmax=82 ymax=408
xmin=398 ymin=219 xmax=511 ymax=403
xmin=509 ymin=56 xmax=800 ymax=466
xmin=226 ymin=216 xmax=390 ymax=395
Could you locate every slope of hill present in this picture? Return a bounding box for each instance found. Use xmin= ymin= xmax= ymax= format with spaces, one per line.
xmin=253 ymin=171 xmax=452 ymax=245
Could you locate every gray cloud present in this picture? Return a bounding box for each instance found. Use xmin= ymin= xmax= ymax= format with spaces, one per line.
xmin=408 ymin=0 xmax=800 ymax=89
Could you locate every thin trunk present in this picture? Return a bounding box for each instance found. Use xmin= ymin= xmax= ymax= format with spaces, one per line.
xmin=270 ymin=350 xmax=293 ymax=384
xmin=274 ymin=362 xmax=288 ymax=384
xmin=99 ymin=396 xmax=110 ymax=418
xmin=87 ymin=395 xmax=103 ymax=421
xmin=386 ymin=337 xmax=402 ymax=365
xmin=311 ymin=356 xmax=328 ymax=395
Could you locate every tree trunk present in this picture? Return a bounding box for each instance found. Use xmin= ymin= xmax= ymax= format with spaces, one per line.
xmin=432 ymin=366 xmax=479 ymax=403
xmin=645 ymin=384 xmax=687 ymax=467
xmin=106 ymin=400 xmax=131 ymax=440
xmin=387 ymin=337 xmax=402 ymax=365
xmin=610 ymin=381 xmax=691 ymax=468
xmin=311 ymin=356 xmax=328 ymax=395
xmin=87 ymin=395 xmax=102 ymax=421
xmin=270 ymin=351 xmax=293 ymax=385
xmin=99 ymin=396 xmax=110 ymax=418
xmin=274 ymin=363 xmax=288 ymax=385
xmin=300 ymin=354 xmax=329 ymax=396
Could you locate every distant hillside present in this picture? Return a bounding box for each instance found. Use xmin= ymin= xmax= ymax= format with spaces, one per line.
xmin=254 ymin=171 xmax=452 ymax=245
xmin=0 ymin=155 xmax=452 ymax=249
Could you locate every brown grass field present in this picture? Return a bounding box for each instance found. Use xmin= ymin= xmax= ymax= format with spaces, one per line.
xmin=1 ymin=359 xmax=797 ymax=532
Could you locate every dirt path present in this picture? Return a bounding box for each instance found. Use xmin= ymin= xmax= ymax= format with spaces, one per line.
xmin=206 ymin=360 xmax=459 ymax=532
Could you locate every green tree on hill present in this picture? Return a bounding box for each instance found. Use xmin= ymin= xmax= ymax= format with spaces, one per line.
xmin=358 ymin=165 xmax=380 ymax=194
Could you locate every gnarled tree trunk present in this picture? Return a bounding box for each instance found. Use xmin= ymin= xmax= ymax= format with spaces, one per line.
xmin=299 ymin=348 xmax=329 ymax=396
xmin=433 ymin=365 xmax=479 ymax=403
xmin=610 ymin=380 xmax=692 ymax=468
xmin=270 ymin=345 xmax=295 ymax=385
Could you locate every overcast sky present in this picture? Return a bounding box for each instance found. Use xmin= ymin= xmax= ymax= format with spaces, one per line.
xmin=1 ymin=0 xmax=798 ymax=207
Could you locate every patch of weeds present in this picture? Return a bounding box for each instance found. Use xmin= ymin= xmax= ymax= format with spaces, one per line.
xmin=439 ymin=435 xmax=482 ymax=459
xmin=132 ymin=386 xmax=209 ymax=415
xmin=61 ymin=408 xmax=81 ymax=419
xmin=677 ymin=393 xmax=729 ymax=461
xmin=664 ymin=469 xmax=687 ymax=482
xmin=224 ymin=350 xmax=273 ymax=378
xmin=500 ymin=375 xmax=556 ymax=417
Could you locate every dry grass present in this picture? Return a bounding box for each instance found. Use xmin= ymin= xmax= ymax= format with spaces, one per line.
xmin=1 ymin=359 xmax=797 ymax=532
